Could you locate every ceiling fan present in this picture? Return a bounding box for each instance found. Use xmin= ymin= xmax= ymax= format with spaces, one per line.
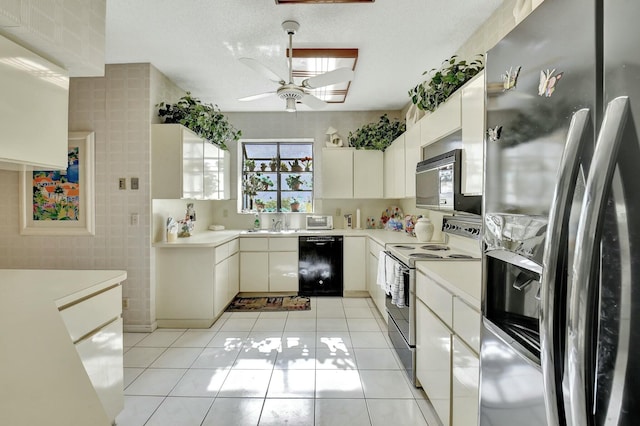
xmin=238 ymin=20 xmax=355 ymax=112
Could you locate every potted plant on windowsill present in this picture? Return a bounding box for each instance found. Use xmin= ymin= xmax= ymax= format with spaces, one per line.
xmin=289 ymin=159 xmax=303 ymax=172
xmin=259 ymin=175 xmax=274 ymax=190
xmin=245 ymin=159 xmax=255 ymax=172
xmin=286 ymin=174 xmax=304 ymax=191
xmin=289 ymin=197 xmax=301 ymax=212
xmin=269 ymin=158 xmax=278 ymax=171
xmin=157 ymin=92 xmax=241 ymax=151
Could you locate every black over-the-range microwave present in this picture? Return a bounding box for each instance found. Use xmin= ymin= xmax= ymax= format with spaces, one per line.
xmin=415 ymin=149 xmax=481 ymax=215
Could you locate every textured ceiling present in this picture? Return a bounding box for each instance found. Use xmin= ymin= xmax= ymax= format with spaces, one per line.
xmin=105 ymin=0 xmax=502 ymax=112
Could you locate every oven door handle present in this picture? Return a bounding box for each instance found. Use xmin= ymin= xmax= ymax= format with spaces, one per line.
xmin=384 ymin=251 xmax=410 ymax=272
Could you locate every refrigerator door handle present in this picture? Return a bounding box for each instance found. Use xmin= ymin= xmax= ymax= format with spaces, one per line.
xmin=567 ymin=96 xmax=630 ymax=426
xmin=540 ymin=108 xmax=590 ymax=426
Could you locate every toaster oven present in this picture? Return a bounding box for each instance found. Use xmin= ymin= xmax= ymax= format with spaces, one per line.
xmin=305 ymin=215 xmax=333 ymax=230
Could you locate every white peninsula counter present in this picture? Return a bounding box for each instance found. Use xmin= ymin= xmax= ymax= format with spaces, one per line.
xmin=0 ymin=269 xmax=127 ymax=426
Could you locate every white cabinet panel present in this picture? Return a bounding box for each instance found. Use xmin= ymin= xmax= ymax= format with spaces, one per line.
xmin=269 ymin=251 xmax=299 ymax=292
xmin=228 ymin=252 xmax=240 ymax=302
xmin=344 ymin=237 xmax=366 ymax=292
xmin=404 ymin=123 xmax=421 ymax=197
xmin=452 ymin=336 xmax=480 ymax=426
xmin=0 ymin=34 xmax=68 ymax=170
xmin=214 ymin=258 xmax=230 ymax=318
xmin=420 ymin=91 xmax=462 ymax=146
xmin=269 ymin=237 xmax=298 ymax=251
xmin=156 ymin=248 xmax=215 ymax=322
xmin=59 ymin=285 xmax=121 ymax=343
xmin=353 ymin=150 xmax=383 ymax=198
xmin=383 ymin=135 xmax=405 ymax=198
xmin=416 ymin=299 xmax=452 ymax=426
xmin=240 ymin=237 xmax=269 ymax=251
xmin=461 ymin=71 xmax=485 ymax=195
xmin=240 ymin=252 xmax=269 ymax=292
xmin=74 ymin=318 xmax=124 ymax=423
xmin=322 ymin=148 xmax=353 ymax=198
xmin=453 ymin=297 xmax=481 ymax=353
xmin=417 ymin=270 xmax=454 ymax=328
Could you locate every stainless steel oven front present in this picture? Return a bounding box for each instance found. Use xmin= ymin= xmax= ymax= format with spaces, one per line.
xmin=384 ymin=252 xmax=418 ymax=386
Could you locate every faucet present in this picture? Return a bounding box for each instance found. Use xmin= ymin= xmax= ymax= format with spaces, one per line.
xmin=272 ymin=218 xmax=283 ymax=232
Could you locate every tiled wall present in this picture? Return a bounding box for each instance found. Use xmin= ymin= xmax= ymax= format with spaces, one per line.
xmin=0 ymin=0 xmax=105 ymax=76
xmin=0 ymin=63 xmax=182 ymax=332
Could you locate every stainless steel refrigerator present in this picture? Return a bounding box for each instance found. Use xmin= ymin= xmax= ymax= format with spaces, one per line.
xmin=480 ymin=0 xmax=640 ymax=424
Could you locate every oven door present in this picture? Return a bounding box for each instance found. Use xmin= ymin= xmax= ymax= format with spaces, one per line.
xmin=384 ymin=254 xmax=412 ymax=343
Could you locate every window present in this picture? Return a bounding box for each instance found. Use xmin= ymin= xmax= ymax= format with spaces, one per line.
xmin=240 ymin=140 xmax=314 ymax=213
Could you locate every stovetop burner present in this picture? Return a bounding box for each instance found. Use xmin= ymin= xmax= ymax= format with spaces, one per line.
xmin=410 ymin=253 xmax=443 ymax=259
xmin=448 ymin=254 xmax=474 ymax=259
xmin=421 ymin=245 xmax=450 ymax=251
xmin=393 ymin=245 xmax=417 ymax=250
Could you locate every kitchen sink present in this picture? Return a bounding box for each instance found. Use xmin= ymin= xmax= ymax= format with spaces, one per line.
xmin=243 ymin=229 xmax=299 ymax=234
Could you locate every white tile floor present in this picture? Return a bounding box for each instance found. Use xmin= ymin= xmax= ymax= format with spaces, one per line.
xmin=116 ymin=297 xmax=440 ymax=426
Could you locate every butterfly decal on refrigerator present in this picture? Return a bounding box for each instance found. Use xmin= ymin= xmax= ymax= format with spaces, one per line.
xmin=538 ymin=69 xmax=564 ymax=97
xmin=502 ymin=66 xmax=522 ymax=91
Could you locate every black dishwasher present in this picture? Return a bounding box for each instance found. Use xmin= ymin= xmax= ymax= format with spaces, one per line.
xmin=298 ymin=235 xmax=343 ymax=297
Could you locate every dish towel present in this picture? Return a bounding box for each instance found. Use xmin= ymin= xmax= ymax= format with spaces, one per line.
xmin=391 ymin=263 xmax=406 ymax=307
xmin=376 ymin=252 xmax=397 ymax=295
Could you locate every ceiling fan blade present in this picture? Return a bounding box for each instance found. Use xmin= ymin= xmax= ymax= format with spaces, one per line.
xmin=303 ymin=67 xmax=354 ymax=89
xmin=238 ymin=92 xmax=276 ymax=102
xmin=239 ymin=57 xmax=286 ymax=84
xmin=300 ymin=93 xmax=327 ymax=110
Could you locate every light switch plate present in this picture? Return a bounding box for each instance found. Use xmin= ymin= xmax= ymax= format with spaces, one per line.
xmin=130 ymin=177 xmax=139 ymax=190
xmin=119 ymin=178 xmax=126 ymax=190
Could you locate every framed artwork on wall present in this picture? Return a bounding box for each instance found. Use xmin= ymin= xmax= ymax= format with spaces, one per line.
xmin=19 ymin=131 xmax=95 ymax=236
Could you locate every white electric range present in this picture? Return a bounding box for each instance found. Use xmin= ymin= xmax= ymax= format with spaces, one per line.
xmin=384 ymin=215 xmax=482 ymax=387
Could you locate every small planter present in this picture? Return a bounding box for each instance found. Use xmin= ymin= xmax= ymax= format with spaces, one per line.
xmin=291 ymin=183 xmax=301 ymax=191
xmin=270 ymin=165 xmax=277 ymax=172
xmin=290 ymin=165 xmax=303 ymax=172
xmin=260 ymin=163 xmax=267 ymax=171
xmin=290 ymin=202 xmax=300 ymax=212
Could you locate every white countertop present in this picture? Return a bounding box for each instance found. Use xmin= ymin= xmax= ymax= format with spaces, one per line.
xmin=0 ymin=269 xmax=127 ymax=426
xmin=153 ymin=228 xmax=423 ymax=248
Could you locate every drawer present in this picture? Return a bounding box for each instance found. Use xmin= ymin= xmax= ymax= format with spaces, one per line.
xmin=59 ymin=285 xmax=122 ymax=343
xmin=269 ymin=237 xmax=298 ymax=251
xmin=453 ymin=297 xmax=481 ymax=353
xmin=215 ymin=243 xmax=229 ymax=262
xmin=368 ymin=238 xmax=384 ymax=257
xmin=240 ymin=237 xmax=269 ymax=251
xmin=416 ymin=270 xmax=453 ymax=328
xmin=228 ymin=238 xmax=239 ymax=255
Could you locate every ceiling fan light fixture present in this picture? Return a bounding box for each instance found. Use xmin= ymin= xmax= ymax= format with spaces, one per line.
xmin=285 ymin=98 xmax=297 ymax=112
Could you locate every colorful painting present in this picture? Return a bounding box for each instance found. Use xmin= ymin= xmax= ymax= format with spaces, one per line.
xmin=19 ymin=132 xmax=95 ymax=236
xmin=32 ymin=147 xmax=81 ymax=221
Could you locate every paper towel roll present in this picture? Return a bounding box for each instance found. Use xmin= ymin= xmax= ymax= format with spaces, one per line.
xmin=356 ymin=209 xmax=361 ymax=229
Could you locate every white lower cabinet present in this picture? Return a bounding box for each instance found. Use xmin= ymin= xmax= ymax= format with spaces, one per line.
xmin=452 ymin=336 xmax=480 ymax=426
xmin=269 ymin=251 xmax=298 ymax=292
xmin=156 ymin=239 xmax=239 ymax=328
xmin=344 ymin=237 xmax=366 ymax=293
xmin=58 ymin=284 xmax=124 ymax=424
xmin=240 ymin=237 xmax=298 ymax=293
xmin=416 ymin=298 xmax=452 ymax=426
xmin=416 ymin=266 xmax=481 ymax=426
xmin=366 ymin=238 xmax=387 ymax=321
xmin=240 ymin=252 xmax=269 ymax=292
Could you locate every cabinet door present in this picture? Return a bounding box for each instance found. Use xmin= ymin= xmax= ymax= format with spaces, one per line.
xmin=452 ymin=336 xmax=479 ymax=426
xmin=214 ymin=258 xmax=229 ymax=318
xmin=269 ymin=251 xmax=299 ymax=292
xmin=182 ymin=133 xmax=204 ymax=199
xmin=322 ymin=148 xmax=353 ymax=198
xmin=416 ymin=299 xmax=452 ymax=426
xmin=383 ymin=135 xmax=404 ymax=198
xmin=156 ymin=248 xmax=215 ymax=320
xmin=240 ymin=252 xmax=269 ymax=292
xmin=420 ymin=91 xmax=462 ymax=146
xmin=228 ymin=252 xmax=239 ymax=303
xmin=353 ymin=150 xmax=383 ymax=198
xmin=344 ymin=237 xmax=366 ymax=292
xmin=461 ymin=71 xmax=485 ymax=195
xmin=404 ymin=123 xmax=421 ymax=197
xmin=74 ymin=318 xmax=123 ymax=423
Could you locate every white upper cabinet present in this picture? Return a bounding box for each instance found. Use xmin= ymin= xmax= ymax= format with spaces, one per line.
xmin=403 ymin=123 xmax=421 ymax=197
xmin=461 ymin=71 xmax=485 ymax=195
xmin=0 ymin=34 xmax=69 ymax=171
xmin=383 ymin=135 xmax=405 ymax=198
xmin=322 ymin=148 xmax=383 ymax=199
xmin=152 ymin=124 xmax=229 ymax=200
xmin=420 ymin=91 xmax=462 ymax=147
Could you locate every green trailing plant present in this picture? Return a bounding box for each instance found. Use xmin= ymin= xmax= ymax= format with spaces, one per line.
xmin=347 ymin=114 xmax=406 ymax=151
xmin=157 ymin=92 xmax=241 ymax=151
xmin=286 ymin=174 xmax=304 ymax=189
xmin=408 ymin=54 xmax=484 ymax=112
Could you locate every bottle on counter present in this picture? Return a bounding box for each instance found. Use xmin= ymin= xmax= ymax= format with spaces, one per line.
xmin=254 ymin=213 xmax=261 ymax=230
xmin=415 ymin=216 xmax=434 ymax=242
